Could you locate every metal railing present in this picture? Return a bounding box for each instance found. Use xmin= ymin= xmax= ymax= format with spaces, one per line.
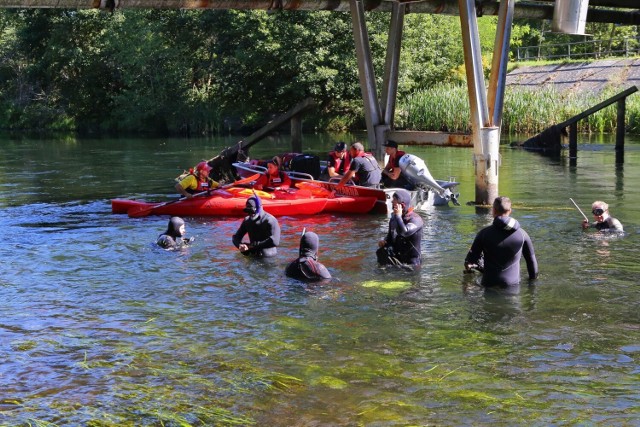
xmin=514 ymin=36 xmax=640 ymax=61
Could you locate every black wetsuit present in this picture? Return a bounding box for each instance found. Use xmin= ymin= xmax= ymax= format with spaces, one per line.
xmin=285 ymin=232 xmax=331 ymax=282
xmin=232 ymin=211 xmax=281 ymax=257
xmin=377 ymin=210 xmax=424 ymax=266
xmin=465 ymin=215 xmax=538 ymax=287
xmin=593 ymin=216 xmax=624 ymax=232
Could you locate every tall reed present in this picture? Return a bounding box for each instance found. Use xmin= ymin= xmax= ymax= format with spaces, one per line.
xmin=398 ymin=84 xmax=640 ymax=135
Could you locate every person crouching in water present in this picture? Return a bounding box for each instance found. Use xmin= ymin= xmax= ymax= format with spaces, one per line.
xmin=464 ymin=196 xmax=539 ymax=287
xmin=157 ymin=216 xmax=194 ymax=249
xmin=376 ymin=189 xmax=424 ymax=267
xmin=232 ymin=195 xmax=281 ymax=257
xmin=581 ymin=200 xmax=623 ymax=232
xmin=286 ymin=230 xmax=331 ymax=282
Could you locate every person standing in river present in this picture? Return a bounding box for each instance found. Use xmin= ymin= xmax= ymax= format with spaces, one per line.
xmin=376 ymin=189 xmax=423 ymax=267
xmin=464 ymin=196 xmax=538 ymax=287
xmin=232 ymin=195 xmax=281 ymax=258
xmin=581 ymin=200 xmax=623 ymax=232
xmin=285 ymin=230 xmax=331 ymax=282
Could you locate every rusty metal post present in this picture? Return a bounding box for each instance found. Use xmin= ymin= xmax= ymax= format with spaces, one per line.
xmin=472 ymin=127 xmax=500 ymax=205
xmin=569 ymin=122 xmax=578 ymax=166
xmin=616 ymin=98 xmax=626 ymax=163
xmin=350 ymin=0 xmax=382 ymax=152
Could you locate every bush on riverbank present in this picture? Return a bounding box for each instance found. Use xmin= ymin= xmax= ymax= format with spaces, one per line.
xmin=399 ymin=84 xmax=640 ymax=135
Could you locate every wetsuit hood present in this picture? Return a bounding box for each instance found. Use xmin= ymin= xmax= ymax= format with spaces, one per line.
xmin=299 ymin=231 xmax=319 ymax=261
xmin=393 ymin=189 xmax=412 ymax=214
xmin=165 ymin=216 xmax=185 ymax=238
xmin=493 ymin=215 xmax=520 ymax=231
xmin=244 ymin=195 xmax=262 ymax=215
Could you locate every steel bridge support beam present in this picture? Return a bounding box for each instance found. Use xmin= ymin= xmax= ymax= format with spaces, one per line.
xmin=459 ymin=0 xmax=501 ymax=206
xmin=487 ymin=0 xmax=514 ymax=129
xmin=350 ymin=0 xmax=405 ymax=158
xmin=350 ymin=0 xmax=381 ymax=152
xmin=380 ymin=2 xmax=405 ymax=142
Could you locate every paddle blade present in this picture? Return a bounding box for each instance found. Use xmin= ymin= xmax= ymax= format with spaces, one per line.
xmin=128 ymin=203 xmax=161 ymax=218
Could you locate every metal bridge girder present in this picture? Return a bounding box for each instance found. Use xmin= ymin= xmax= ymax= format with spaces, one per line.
xmin=0 ymin=1 xmax=636 ymax=25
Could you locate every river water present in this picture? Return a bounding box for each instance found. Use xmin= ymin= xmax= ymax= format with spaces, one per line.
xmin=0 ymin=133 xmax=638 ymax=425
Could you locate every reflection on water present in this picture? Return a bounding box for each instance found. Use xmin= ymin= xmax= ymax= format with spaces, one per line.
xmin=0 ymin=135 xmax=638 ymax=424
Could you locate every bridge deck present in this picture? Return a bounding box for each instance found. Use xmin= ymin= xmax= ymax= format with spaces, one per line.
xmin=0 ymin=0 xmax=636 ymax=25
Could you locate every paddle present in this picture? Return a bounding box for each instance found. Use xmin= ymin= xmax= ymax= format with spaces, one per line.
xmin=128 ymin=173 xmax=260 ymax=218
xmin=128 ymin=191 xmax=208 ymax=218
xmin=569 ymin=197 xmax=590 ymax=222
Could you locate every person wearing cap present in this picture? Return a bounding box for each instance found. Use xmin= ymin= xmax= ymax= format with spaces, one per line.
xmin=285 ymin=230 xmax=332 ymax=282
xmin=157 ymin=216 xmax=194 ymax=249
xmin=253 ymin=160 xmax=291 ymax=191
xmin=380 ymin=140 xmax=412 ymax=189
xmin=175 ymin=161 xmax=220 ymax=198
xmin=335 ymin=142 xmax=382 ymax=189
xmin=464 ymin=196 xmax=539 ymax=287
xmin=326 ymin=141 xmax=352 ymax=178
xmin=581 ymin=200 xmax=623 ymax=232
xmin=376 ymin=189 xmax=424 ymax=267
xmin=232 ymin=195 xmax=281 ymax=257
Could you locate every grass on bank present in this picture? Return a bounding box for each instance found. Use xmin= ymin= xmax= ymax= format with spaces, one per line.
xmin=398 ymin=84 xmax=640 ymax=135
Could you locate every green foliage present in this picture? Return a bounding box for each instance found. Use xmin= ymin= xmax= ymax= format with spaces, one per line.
xmin=400 ymin=84 xmax=640 ymax=135
xmin=0 ymin=8 xmax=636 ymax=135
xmin=398 ymin=84 xmax=470 ymax=133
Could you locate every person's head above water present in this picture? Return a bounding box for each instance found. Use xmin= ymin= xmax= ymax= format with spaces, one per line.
xmin=591 ymin=200 xmax=609 ymax=219
xmin=299 ymin=231 xmax=320 ymax=260
xmin=492 ymin=196 xmax=512 ymax=217
xmin=165 ymin=216 xmax=186 ymax=238
xmin=392 ymin=189 xmax=412 ymax=211
xmin=243 ymin=195 xmax=262 ymax=215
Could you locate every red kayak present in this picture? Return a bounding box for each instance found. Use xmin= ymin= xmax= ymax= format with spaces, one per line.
xmin=112 ymin=188 xmax=328 ymax=218
xmin=111 ymin=184 xmax=378 ymax=217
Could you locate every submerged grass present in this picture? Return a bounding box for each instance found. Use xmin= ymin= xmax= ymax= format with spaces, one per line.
xmin=399 ymin=84 xmax=640 ymax=135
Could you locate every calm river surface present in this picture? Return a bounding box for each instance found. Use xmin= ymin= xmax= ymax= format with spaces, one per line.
xmin=0 ymin=133 xmax=639 ymax=426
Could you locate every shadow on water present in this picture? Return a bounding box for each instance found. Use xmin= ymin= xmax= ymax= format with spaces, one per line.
xmin=0 ymin=135 xmax=639 ymax=425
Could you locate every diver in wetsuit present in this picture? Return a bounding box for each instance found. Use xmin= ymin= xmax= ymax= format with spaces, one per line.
xmin=232 ymin=195 xmax=281 ymax=257
xmin=285 ymin=231 xmax=331 ymax=282
xmin=581 ymin=200 xmax=623 ymax=232
xmin=157 ymin=216 xmax=194 ymax=249
xmin=376 ymin=189 xmax=424 ymax=267
xmin=464 ymin=196 xmax=539 ymax=287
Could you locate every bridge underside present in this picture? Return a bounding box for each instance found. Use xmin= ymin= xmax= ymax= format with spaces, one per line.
xmin=0 ymin=1 xmax=637 ymax=25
